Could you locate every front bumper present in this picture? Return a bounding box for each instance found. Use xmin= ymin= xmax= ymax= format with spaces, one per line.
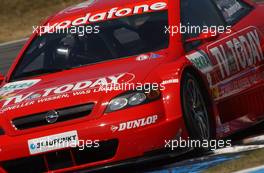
xmin=77 ymin=146 xmax=193 ymax=173
xmin=0 ymin=100 xmax=186 ymax=172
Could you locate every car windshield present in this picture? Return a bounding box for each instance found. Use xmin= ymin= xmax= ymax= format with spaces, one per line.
xmin=11 ymin=11 xmax=169 ymax=81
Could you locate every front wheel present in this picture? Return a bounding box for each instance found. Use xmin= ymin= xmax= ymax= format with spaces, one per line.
xmin=181 ymin=72 xmax=211 ymax=141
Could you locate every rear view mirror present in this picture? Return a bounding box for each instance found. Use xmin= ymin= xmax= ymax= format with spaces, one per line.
xmin=0 ymin=73 xmax=5 ymax=85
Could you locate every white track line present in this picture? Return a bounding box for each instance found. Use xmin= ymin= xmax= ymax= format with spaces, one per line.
xmin=212 ymin=134 xmax=264 ymax=155
xmin=0 ymin=38 xmax=28 ymax=47
xmin=241 ymin=135 xmax=264 ymax=145
xmin=213 ymin=145 xmax=264 ymax=155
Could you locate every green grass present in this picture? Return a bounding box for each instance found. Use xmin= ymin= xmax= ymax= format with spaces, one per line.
xmin=0 ymin=0 xmax=263 ymax=43
xmin=203 ymin=148 xmax=264 ymax=173
xmin=0 ymin=0 xmax=83 ymax=43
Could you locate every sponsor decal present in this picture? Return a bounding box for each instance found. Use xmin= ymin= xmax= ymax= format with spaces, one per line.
xmin=136 ymin=54 xmax=149 ymax=61
xmin=224 ymin=2 xmax=242 ymax=17
xmin=28 ymin=131 xmax=78 ymax=155
xmin=209 ymin=28 xmax=264 ymax=80
xmin=211 ymin=87 xmax=220 ymax=98
xmin=111 ymin=125 xmax=119 ymax=132
xmin=187 ymin=51 xmax=214 ymax=88
xmin=150 ymin=53 xmax=162 ymax=59
xmin=204 ymin=27 xmax=264 ymax=99
xmin=162 ymin=79 xmax=179 ymax=85
xmin=0 ymin=79 xmax=41 ymax=97
xmin=111 ymin=115 xmax=158 ymax=132
xmin=0 ymin=73 xmax=135 ymax=110
xmin=26 ymin=93 xmax=42 ymax=100
xmin=136 ymin=53 xmax=163 ymax=61
xmin=186 ymin=50 xmax=213 ymax=73
xmin=216 ymin=69 xmax=264 ymax=99
xmin=38 ymin=1 xmax=168 ymax=34
xmin=214 ymin=0 xmax=242 ymax=20
xmin=0 ymin=94 xmax=16 ymax=101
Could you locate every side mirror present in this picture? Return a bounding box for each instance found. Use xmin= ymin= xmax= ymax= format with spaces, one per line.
xmin=186 ymin=31 xmax=218 ymax=43
xmin=0 ymin=73 xmax=4 ymax=85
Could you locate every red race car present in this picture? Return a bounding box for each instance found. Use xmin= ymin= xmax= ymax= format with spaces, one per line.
xmin=0 ymin=0 xmax=264 ymax=172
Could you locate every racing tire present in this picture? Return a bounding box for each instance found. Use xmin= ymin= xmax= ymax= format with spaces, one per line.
xmin=181 ymin=72 xmax=212 ymax=143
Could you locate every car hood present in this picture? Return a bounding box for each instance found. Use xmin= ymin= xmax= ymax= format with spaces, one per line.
xmin=0 ymin=51 xmax=166 ymax=129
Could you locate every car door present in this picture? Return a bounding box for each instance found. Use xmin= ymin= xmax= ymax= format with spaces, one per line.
xmin=181 ymin=0 xmax=264 ymax=135
xmin=211 ymin=0 xmax=264 ymax=130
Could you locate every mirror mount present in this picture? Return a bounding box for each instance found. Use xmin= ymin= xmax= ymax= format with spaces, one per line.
xmin=186 ymin=31 xmax=218 ymax=43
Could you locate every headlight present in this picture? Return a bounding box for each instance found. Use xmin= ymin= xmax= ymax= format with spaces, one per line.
xmin=105 ymin=89 xmax=160 ymax=113
xmin=128 ymin=93 xmax=146 ymax=106
xmin=108 ymin=97 xmax=128 ymax=111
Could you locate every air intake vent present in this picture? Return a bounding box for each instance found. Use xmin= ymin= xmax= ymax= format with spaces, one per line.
xmin=2 ymin=139 xmax=118 ymax=173
xmin=12 ymin=103 xmax=94 ymax=130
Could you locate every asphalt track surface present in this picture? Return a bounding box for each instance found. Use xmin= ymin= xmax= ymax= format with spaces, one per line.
xmin=0 ymin=40 xmax=264 ymax=173
xmin=0 ymin=40 xmax=26 ymax=75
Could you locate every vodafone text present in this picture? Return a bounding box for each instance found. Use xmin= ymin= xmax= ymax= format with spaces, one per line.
xmin=35 ymin=2 xmax=167 ymax=35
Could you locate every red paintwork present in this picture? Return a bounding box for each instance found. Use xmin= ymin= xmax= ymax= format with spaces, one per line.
xmin=0 ymin=0 xmax=264 ymax=172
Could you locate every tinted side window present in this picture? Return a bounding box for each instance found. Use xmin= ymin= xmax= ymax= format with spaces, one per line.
xmin=181 ymin=0 xmax=225 ymax=41
xmin=213 ymin=0 xmax=252 ymax=24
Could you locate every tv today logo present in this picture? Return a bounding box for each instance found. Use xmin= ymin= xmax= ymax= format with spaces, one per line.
xmin=1 ymin=73 xmax=135 ymax=108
